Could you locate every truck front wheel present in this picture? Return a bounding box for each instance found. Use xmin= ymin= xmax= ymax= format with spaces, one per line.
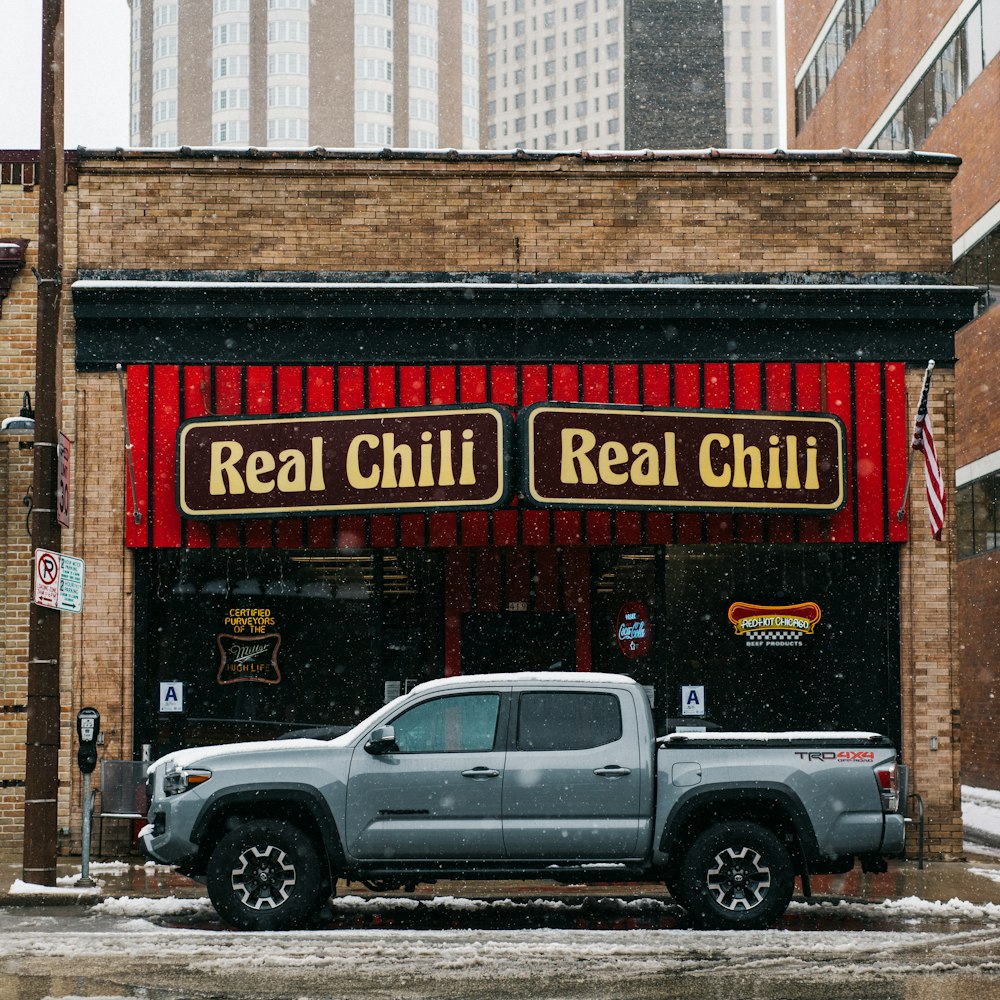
xmin=206 ymin=819 xmax=326 ymax=931
xmin=678 ymin=820 xmax=794 ymax=930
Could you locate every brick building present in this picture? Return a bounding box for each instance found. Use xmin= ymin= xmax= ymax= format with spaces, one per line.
xmin=785 ymin=0 xmax=1000 ymax=790
xmin=0 ymin=147 xmax=979 ymax=861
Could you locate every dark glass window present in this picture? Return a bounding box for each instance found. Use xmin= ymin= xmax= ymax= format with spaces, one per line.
xmin=516 ymin=692 xmax=622 ymax=751
xmin=952 ymin=228 xmax=996 ymax=317
xmin=391 ymin=694 xmax=501 ymax=753
xmin=871 ymin=1 xmax=992 ymax=150
xmin=957 ymin=471 xmax=1000 ymax=559
xmin=794 ymin=0 xmax=880 ymax=130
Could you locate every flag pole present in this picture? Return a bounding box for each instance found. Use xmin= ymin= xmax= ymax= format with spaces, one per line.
xmin=896 ymin=360 xmax=936 ymax=524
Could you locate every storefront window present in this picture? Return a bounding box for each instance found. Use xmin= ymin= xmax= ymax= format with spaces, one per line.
xmin=592 ymin=545 xmax=899 ymax=740
xmin=138 ymin=549 xmax=443 ymax=756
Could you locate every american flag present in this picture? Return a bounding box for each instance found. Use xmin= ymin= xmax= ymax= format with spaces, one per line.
xmin=911 ymin=361 xmax=946 ymax=540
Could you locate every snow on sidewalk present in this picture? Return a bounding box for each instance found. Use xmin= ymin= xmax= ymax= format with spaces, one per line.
xmin=963 ymin=785 xmax=1000 ymax=852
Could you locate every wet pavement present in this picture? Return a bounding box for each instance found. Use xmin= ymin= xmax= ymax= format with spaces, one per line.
xmin=3 ymin=851 xmax=1000 ymax=911
xmin=4 ymin=854 xmax=1000 ymax=1000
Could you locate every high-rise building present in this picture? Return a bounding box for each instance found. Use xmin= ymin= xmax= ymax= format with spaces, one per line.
xmin=485 ymin=0 xmax=727 ymax=151
xmin=129 ymin=0 xmax=484 ymax=149
xmin=785 ymin=0 xmax=1000 ymax=791
xmin=722 ymin=0 xmax=782 ymax=149
xmin=130 ymin=0 xmax=761 ymax=155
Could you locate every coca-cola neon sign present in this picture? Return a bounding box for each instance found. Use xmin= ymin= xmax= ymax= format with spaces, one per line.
xmin=616 ymin=600 xmax=652 ymax=660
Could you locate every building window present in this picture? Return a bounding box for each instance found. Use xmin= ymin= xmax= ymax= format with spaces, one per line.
xmin=957 ymin=470 xmax=1000 ymax=558
xmin=356 ymin=58 xmax=394 ymax=80
xmin=795 ymin=0 xmax=881 ymax=131
xmin=152 ymin=99 xmax=177 ymax=123
xmin=356 ymin=25 xmax=393 ymax=48
xmin=268 ymin=85 xmax=309 ymax=108
xmin=409 ymin=97 xmax=439 ymax=122
xmin=213 ymin=22 xmax=250 ymax=46
xmin=268 ymin=20 xmax=309 ymax=43
xmin=153 ymin=67 xmax=178 ymax=91
xmin=356 ymin=89 xmax=393 ymax=113
xmin=410 ymin=65 xmax=438 ymax=89
xmin=213 ymin=119 xmax=250 ymax=143
xmin=268 ymin=52 xmax=309 ymax=74
xmin=213 ymin=88 xmax=249 ymax=111
xmin=408 ymin=127 xmax=437 ymax=147
xmin=871 ymin=1 xmax=1000 ymax=152
xmin=267 ymin=117 xmax=309 ymax=141
xmin=153 ymin=3 xmax=179 ymax=28
xmin=952 ymin=223 xmax=998 ymax=316
xmin=411 ymin=33 xmax=438 ymax=59
xmin=269 ymin=0 xmax=310 ymax=7
xmin=214 ymin=0 xmax=250 ymax=11
xmin=356 ymin=0 xmax=392 ymax=14
xmin=212 ymin=55 xmax=249 ymax=79
xmin=411 ymin=1 xmax=437 ymax=27
xmin=356 ymin=121 xmax=394 ymax=145
xmin=153 ymin=34 xmax=178 ymax=59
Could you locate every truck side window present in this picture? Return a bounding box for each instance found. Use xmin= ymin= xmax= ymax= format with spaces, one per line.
xmin=516 ymin=692 xmax=622 ymax=751
xmin=391 ymin=693 xmax=501 ymax=753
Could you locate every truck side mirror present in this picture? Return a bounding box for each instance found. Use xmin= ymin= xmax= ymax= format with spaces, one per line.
xmin=364 ymin=725 xmax=397 ymax=755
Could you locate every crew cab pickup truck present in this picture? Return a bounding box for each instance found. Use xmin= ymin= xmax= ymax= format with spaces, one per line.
xmin=141 ymin=672 xmax=906 ymax=931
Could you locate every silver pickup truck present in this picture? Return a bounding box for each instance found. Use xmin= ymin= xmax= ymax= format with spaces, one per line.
xmin=141 ymin=672 xmax=906 ymax=931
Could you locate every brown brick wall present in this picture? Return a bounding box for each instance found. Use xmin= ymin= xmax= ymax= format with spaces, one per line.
xmin=898 ymin=366 xmax=963 ymax=857
xmin=0 ymin=150 xmax=969 ymax=862
xmin=955 ymin=305 xmax=1000 ymax=793
xmin=920 ymin=57 xmax=1000 ymax=241
xmin=958 ymin=554 xmax=1000 ymax=788
xmin=955 ymin=308 xmax=1000 ymax=469
xmin=75 ymin=153 xmax=958 ymax=276
xmin=787 ymin=0 xmax=964 ymax=151
xmin=0 ymin=172 xmax=41 ymax=861
xmin=786 ymin=0 xmax=997 ymax=244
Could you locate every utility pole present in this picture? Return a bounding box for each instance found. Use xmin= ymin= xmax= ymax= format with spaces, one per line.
xmin=22 ymin=0 xmax=65 ymax=887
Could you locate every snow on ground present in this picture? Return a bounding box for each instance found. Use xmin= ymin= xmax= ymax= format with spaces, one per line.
xmin=964 ymin=785 xmax=1000 ymax=850
xmin=86 ymin=891 xmax=1000 ymax=925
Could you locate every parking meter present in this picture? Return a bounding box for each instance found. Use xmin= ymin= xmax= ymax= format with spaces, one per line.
xmin=76 ymin=707 xmax=100 ymax=775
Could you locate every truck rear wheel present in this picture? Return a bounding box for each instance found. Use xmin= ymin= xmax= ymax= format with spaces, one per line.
xmin=678 ymin=820 xmax=793 ymax=930
xmin=206 ymin=819 xmax=325 ymax=931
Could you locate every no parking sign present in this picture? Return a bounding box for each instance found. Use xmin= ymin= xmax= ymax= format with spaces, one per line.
xmin=33 ymin=547 xmax=84 ymax=613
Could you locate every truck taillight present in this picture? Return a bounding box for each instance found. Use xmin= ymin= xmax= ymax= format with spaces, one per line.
xmin=875 ymin=764 xmax=901 ymax=812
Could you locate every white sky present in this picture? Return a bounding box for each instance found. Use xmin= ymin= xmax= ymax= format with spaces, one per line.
xmin=1 ymin=0 xmax=131 ymax=149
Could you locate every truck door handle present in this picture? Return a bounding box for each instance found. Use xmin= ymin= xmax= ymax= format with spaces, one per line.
xmin=462 ymin=767 xmax=500 ymax=779
xmin=593 ymin=765 xmax=632 ymax=777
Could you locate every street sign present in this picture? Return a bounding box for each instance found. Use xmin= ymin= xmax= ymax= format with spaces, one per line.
xmin=57 ymin=431 xmax=70 ymax=528
xmin=33 ymin=547 xmax=84 ymax=613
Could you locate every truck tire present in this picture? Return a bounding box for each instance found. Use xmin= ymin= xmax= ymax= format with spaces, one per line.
xmin=677 ymin=820 xmax=794 ymax=930
xmin=206 ymin=819 xmax=326 ymax=931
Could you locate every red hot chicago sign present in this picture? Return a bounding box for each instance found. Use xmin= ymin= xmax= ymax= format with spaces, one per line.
xmin=177 ymin=402 xmax=846 ymax=518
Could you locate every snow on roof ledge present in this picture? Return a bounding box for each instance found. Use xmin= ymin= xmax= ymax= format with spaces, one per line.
xmin=71 ymin=145 xmax=962 ymax=166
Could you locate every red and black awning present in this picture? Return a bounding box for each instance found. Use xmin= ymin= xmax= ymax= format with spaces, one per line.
xmin=125 ymin=360 xmax=911 ymax=549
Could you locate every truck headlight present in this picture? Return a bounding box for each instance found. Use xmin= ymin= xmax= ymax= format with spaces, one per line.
xmin=163 ymin=766 xmax=212 ymax=796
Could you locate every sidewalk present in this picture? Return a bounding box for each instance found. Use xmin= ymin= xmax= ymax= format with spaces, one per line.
xmin=3 ymin=855 xmax=1000 ymax=909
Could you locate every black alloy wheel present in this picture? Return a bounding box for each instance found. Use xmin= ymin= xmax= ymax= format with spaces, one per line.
xmin=206 ymin=818 xmax=326 ymax=931
xmin=677 ymin=820 xmax=794 ymax=930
